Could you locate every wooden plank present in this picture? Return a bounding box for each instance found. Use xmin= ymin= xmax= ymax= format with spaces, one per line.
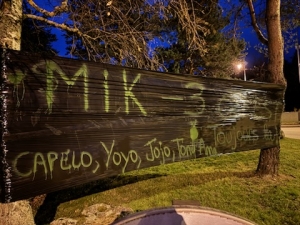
xmin=0 ymin=50 xmax=285 ymax=202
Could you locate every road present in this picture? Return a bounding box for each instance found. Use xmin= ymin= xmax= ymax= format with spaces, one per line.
xmin=281 ymin=126 xmax=300 ymax=140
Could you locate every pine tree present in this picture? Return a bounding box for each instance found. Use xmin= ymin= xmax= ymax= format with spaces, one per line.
xmin=156 ymin=1 xmax=245 ymax=77
xmin=21 ymin=1 xmax=57 ymax=54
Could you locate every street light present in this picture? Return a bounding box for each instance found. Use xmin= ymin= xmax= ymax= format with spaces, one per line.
xmin=236 ymin=62 xmax=247 ymax=81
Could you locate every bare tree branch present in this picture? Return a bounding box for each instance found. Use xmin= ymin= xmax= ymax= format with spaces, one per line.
xmin=21 ymin=0 xmax=216 ymax=70
xmin=246 ymin=0 xmax=268 ymax=45
xmin=24 ymin=13 xmax=81 ymax=35
xmin=26 ymin=0 xmax=68 ymax=17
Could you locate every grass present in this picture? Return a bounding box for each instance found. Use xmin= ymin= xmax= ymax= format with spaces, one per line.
xmin=34 ymin=138 xmax=300 ymax=225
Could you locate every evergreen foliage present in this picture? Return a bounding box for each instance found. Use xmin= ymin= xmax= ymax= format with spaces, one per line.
xmin=21 ymin=1 xmax=57 ymax=55
xmin=284 ymin=54 xmax=300 ymax=111
xmin=156 ymin=2 xmax=245 ymax=77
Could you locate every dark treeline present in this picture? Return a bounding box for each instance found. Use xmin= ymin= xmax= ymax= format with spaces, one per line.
xmin=284 ymin=52 xmax=300 ymax=111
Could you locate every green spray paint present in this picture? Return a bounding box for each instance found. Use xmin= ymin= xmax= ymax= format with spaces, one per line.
xmin=184 ymin=82 xmax=205 ymax=116
xmin=32 ymin=61 xmax=59 ymax=113
xmin=45 ymin=61 xmax=56 ymax=113
xmin=123 ymin=70 xmax=147 ymax=116
xmin=7 ymin=69 xmax=26 ymax=107
xmin=103 ymin=70 xmax=109 ymax=112
xmin=190 ymin=120 xmax=199 ymax=143
xmin=13 ymin=152 xmax=32 ymax=177
xmin=60 ymin=149 xmax=72 ymax=172
xmin=8 ymin=69 xmax=25 ymax=85
xmin=100 ymin=140 xmax=115 ymax=169
xmin=47 ymin=151 xmax=58 ymax=179
xmin=33 ymin=152 xmax=48 ymax=180
xmin=62 ymin=64 xmax=89 ymax=112
xmin=92 ymin=161 xmax=100 ymax=173
xmin=32 ymin=61 xmax=89 ymax=113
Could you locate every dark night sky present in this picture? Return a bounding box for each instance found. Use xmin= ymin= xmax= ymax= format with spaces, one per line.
xmin=38 ymin=1 xmax=298 ymax=68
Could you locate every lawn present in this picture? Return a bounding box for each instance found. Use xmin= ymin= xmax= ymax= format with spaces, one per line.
xmin=33 ymin=138 xmax=300 ymax=225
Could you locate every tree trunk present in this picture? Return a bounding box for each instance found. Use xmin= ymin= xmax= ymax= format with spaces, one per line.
xmin=256 ymin=147 xmax=280 ymax=176
xmin=256 ymin=0 xmax=286 ymax=176
xmin=0 ymin=1 xmax=35 ymax=224
xmin=0 ymin=0 xmax=22 ymax=50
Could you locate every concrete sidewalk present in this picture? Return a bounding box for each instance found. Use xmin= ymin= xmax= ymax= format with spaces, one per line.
xmin=281 ymin=125 xmax=300 ymax=140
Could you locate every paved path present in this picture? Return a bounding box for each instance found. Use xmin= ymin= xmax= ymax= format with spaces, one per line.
xmin=281 ymin=125 xmax=300 ymax=140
